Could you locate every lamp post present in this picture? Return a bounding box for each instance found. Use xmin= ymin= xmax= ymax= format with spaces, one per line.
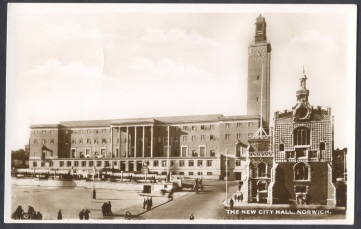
xmin=226 ymin=149 xmax=228 ymax=204
xmin=92 ymin=156 xmax=96 ymax=199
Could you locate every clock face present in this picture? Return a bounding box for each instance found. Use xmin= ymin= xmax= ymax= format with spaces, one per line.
xmin=250 ymin=47 xmax=266 ymax=61
xmin=295 ymin=107 xmax=309 ymax=119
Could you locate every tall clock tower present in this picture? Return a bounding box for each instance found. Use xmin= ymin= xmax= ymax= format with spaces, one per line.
xmin=247 ymin=14 xmax=272 ymax=127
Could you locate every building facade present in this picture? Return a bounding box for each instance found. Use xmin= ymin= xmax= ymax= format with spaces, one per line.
xmin=28 ymin=115 xmax=260 ymax=180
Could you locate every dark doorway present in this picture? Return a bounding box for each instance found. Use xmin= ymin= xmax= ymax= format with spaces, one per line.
xmin=235 ymin=172 xmax=242 ymax=180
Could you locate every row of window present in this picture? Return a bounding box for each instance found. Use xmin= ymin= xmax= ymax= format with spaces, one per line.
xmin=153 ymin=160 xmax=213 ymax=167
xmin=33 ymin=122 xmax=256 ymax=136
xmin=279 ymin=142 xmax=326 ymax=151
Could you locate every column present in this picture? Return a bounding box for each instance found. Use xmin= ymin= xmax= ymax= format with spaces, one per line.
xmin=134 ymin=126 xmax=137 ymax=158
xmin=110 ymin=127 xmax=113 ymax=158
xmin=118 ymin=127 xmax=121 ymax=159
xmin=126 ymin=126 xmax=129 ymax=158
xmin=142 ymin=126 xmax=145 ymax=158
xmin=134 ymin=160 xmax=137 ymax=172
xmin=126 ymin=161 xmax=129 ymax=172
xmin=151 ymin=126 xmax=154 ymax=158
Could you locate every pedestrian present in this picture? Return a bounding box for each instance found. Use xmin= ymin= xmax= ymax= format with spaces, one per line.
xmin=234 ymin=194 xmax=237 ymax=200
xmin=108 ymin=201 xmax=112 ymax=215
xmin=79 ymin=209 xmax=84 ymax=220
xmin=57 ymin=209 xmax=62 ymax=220
xmin=101 ymin=202 xmax=107 ymax=217
xmin=240 ymin=192 xmax=243 ymax=202
xmin=28 ymin=206 xmax=35 ymax=219
xmin=237 ymin=194 xmax=241 ymax=202
xmin=189 ymin=214 xmax=194 ymax=220
xmin=229 ymin=198 xmax=234 ymax=210
xmin=147 ymin=197 xmax=152 ymax=210
xmin=84 ymin=209 xmax=90 ymax=220
xmin=13 ymin=205 xmax=24 ymax=220
xmin=143 ymin=198 xmax=147 ymax=209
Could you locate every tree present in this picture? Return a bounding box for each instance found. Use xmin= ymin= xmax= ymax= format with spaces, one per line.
xmin=11 ymin=149 xmax=28 ymax=168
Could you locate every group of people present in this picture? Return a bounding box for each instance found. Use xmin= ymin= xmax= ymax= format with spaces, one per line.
xmin=101 ymin=201 xmax=112 ymax=217
xmin=78 ymin=209 xmax=90 ymax=220
xmin=192 ymin=178 xmax=204 ymax=192
xmin=234 ymin=192 xmax=244 ymax=203
xmin=143 ymin=197 xmax=153 ymax=210
xmin=12 ymin=205 xmax=43 ymax=220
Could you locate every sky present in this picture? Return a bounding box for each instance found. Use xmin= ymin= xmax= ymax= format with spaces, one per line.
xmin=6 ymin=4 xmax=356 ymax=151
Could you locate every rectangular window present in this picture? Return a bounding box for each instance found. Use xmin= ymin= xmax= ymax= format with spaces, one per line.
xmin=225 ymin=134 xmax=230 ymax=140
xmin=189 ymin=172 xmax=194 ymax=175
xmin=153 ymin=161 xmax=159 ymax=167
xmin=237 ymin=123 xmax=242 ymax=127
xmin=248 ymin=122 xmax=254 ymax=127
xmin=41 ymin=162 xmax=45 ymax=167
xmin=102 ymin=138 xmax=107 ymax=144
xmin=171 ymin=161 xmax=175 ymax=167
xmin=226 ymin=123 xmax=230 ymax=128
xmin=207 ymin=160 xmax=212 ymax=167
xmin=179 ymin=172 xmax=184 ymax=175
xmin=162 ymin=160 xmax=167 ymax=167
xmin=207 ymin=172 xmax=212 ymax=175
xmin=210 ymin=135 xmax=215 ymax=141
xmin=87 ymin=129 xmax=91 ymax=134
xmin=96 ymin=161 xmax=101 ymax=167
xmin=235 ymin=160 xmax=241 ymax=166
xmin=197 ymin=172 xmax=203 ymax=175
xmin=89 ymin=161 xmax=94 ymax=167
xmin=74 ymin=161 xmax=79 ymax=167
xmin=87 ymin=139 xmax=91 ymax=144
xmin=42 ymin=130 xmax=46 ymax=135
xmin=210 ymin=150 xmax=215 ymax=156
xmin=94 ymin=129 xmax=99 ymax=134
xmin=179 ymin=160 xmax=185 ymax=167
xmin=287 ymin=151 xmax=295 ymax=159
xmin=67 ymin=161 xmax=71 ymax=167
xmin=105 ymin=161 xmax=110 ymax=167
xmin=200 ymin=146 xmax=205 ymax=157
xmin=183 ymin=126 xmax=187 ymax=131
xmin=50 ymin=130 xmax=54 ymax=134
xmin=71 ymin=139 xmax=75 ymax=144
xmin=198 ymin=160 xmax=203 ymax=167
xmin=181 ymin=147 xmax=187 ymax=157
xmin=94 ymin=138 xmax=98 ymax=144
xmin=189 ymin=160 xmax=194 ymax=167
xmin=34 ymin=130 xmax=38 ymax=135
xmin=42 ymin=139 xmax=46 ymax=144
xmin=33 ymin=161 xmax=37 ymax=167
xmin=182 ymin=136 xmax=187 ymax=142
xmin=34 ymin=139 xmax=38 ymax=145
xmin=295 ymin=185 xmax=307 ymax=193
xmin=50 ymin=139 xmax=54 ymax=144
xmin=192 ymin=150 xmax=197 ymax=157
xmin=201 ymin=135 xmax=205 ymax=141
xmin=237 ymin=133 xmax=242 ymax=140
xmin=192 ymin=136 xmax=196 ymax=142
xmin=59 ymin=161 xmax=64 ymax=167
xmin=201 ymin=125 xmax=205 ymax=130
xmin=81 ymin=161 xmax=86 ymax=167
xmin=192 ymin=126 xmax=196 ymax=131
xmin=79 ymin=139 xmax=83 ymax=144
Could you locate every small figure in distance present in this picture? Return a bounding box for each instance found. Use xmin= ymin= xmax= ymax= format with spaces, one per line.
xmin=83 ymin=209 xmax=90 ymax=220
xmin=189 ymin=214 xmax=194 ymax=220
xmin=57 ymin=209 xmax=62 ymax=220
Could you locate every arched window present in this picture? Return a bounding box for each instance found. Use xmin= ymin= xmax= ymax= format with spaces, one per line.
xmin=294 ymin=162 xmax=310 ymax=181
xmin=258 ymin=162 xmax=267 ymax=177
xmin=320 ymin=142 xmax=325 ymax=151
xmin=258 ymin=180 xmax=267 ymax=191
xmin=293 ymin=127 xmax=310 ymax=145
xmin=279 ymin=143 xmax=285 ymax=151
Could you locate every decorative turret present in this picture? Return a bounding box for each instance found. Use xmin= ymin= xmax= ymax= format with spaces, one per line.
xmin=293 ymin=67 xmax=313 ymax=121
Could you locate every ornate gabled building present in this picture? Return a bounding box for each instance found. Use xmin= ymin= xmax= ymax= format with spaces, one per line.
xmin=245 ymin=70 xmax=337 ymax=206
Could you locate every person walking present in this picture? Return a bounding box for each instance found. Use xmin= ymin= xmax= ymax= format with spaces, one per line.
xmin=28 ymin=206 xmax=35 ymax=219
xmin=240 ymin=192 xmax=243 ymax=202
xmin=229 ymin=198 xmax=234 ymax=210
xmin=108 ymin=201 xmax=112 ymax=216
xmin=101 ymin=203 xmax=107 ymax=217
xmin=147 ymin=197 xmax=152 ymax=210
xmin=79 ymin=209 xmax=84 ymax=220
xmin=57 ymin=210 xmax=62 ymax=220
xmin=84 ymin=209 xmax=90 ymax=220
xmin=143 ymin=198 xmax=147 ymax=209
xmin=36 ymin=211 xmax=42 ymax=220
xmin=237 ymin=194 xmax=241 ymax=203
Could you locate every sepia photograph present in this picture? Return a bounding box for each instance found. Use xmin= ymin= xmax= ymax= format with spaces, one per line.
xmin=5 ymin=3 xmax=356 ymax=224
